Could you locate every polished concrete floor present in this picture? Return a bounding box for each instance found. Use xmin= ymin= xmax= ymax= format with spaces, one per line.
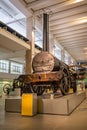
xmin=0 ymin=91 xmax=87 ymax=130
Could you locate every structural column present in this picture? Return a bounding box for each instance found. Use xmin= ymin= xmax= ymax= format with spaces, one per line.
xmin=25 ymin=16 xmax=35 ymax=74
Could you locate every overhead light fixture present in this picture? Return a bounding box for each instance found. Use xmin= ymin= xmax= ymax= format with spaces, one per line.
xmin=73 ymin=17 xmax=87 ymax=25
xmin=79 ymin=17 xmax=87 ymax=23
xmin=64 ymin=0 xmax=84 ymax=6
xmin=74 ymin=0 xmax=84 ymax=3
xmin=83 ymin=48 xmax=87 ymax=50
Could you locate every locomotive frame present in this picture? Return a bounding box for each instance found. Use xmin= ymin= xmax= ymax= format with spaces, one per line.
xmin=12 ymin=52 xmax=77 ymax=96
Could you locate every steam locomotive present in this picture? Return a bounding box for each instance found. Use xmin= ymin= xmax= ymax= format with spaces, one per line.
xmin=12 ymin=51 xmax=77 ymax=96
xmin=12 ymin=14 xmax=77 ymax=96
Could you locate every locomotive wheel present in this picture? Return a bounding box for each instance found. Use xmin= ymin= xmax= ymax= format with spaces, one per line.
xmin=60 ymin=76 xmax=70 ymax=95
xmin=3 ymin=84 xmax=12 ymax=94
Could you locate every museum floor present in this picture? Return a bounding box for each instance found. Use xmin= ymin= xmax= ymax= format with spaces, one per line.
xmin=0 ymin=90 xmax=87 ymax=130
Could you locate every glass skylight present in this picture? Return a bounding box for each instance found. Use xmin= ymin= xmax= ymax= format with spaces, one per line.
xmin=0 ymin=0 xmax=26 ymax=37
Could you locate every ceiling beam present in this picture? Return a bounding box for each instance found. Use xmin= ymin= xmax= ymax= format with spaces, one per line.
xmin=50 ymin=21 xmax=87 ymax=31
xmin=50 ymin=12 xmax=87 ymax=26
xmin=57 ymin=37 xmax=87 ymax=43
xmin=56 ymin=33 xmax=87 ymax=40
xmin=26 ymin=0 xmax=66 ymax=10
xmin=34 ymin=0 xmax=87 ymax=16
xmin=51 ymin=25 xmax=87 ymax=35
xmin=54 ymin=30 xmax=87 ymax=38
xmin=61 ymin=41 xmax=87 ymax=45
xmin=63 ymin=44 xmax=87 ymax=48
xmin=50 ymin=4 xmax=87 ymax=21
xmin=60 ymin=42 xmax=87 ymax=46
xmin=0 ymin=45 xmax=14 ymax=53
xmin=0 ymin=50 xmax=25 ymax=60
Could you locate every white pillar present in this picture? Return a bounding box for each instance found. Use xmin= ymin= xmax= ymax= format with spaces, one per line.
xmin=25 ymin=16 xmax=35 ymax=74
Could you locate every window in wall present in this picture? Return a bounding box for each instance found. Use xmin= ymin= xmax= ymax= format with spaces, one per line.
xmin=10 ymin=62 xmax=24 ymax=74
xmin=8 ymin=18 xmax=26 ymax=37
xmin=35 ymin=28 xmax=42 ymax=48
xmin=65 ymin=52 xmax=69 ymax=65
xmin=0 ymin=0 xmax=26 ymax=37
xmin=54 ymin=45 xmax=61 ymax=60
xmin=0 ymin=60 xmax=9 ymax=73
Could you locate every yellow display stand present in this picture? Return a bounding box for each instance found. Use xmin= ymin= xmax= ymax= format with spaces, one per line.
xmin=21 ymin=94 xmax=37 ymax=116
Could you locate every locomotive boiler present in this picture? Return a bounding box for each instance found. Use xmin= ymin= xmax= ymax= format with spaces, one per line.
xmin=12 ymin=14 xmax=77 ymax=96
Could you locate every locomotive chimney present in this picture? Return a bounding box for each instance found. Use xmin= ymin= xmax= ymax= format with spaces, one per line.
xmin=42 ymin=13 xmax=49 ymax=52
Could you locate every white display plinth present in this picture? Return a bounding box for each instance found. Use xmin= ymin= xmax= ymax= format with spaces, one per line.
xmin=5 ymin=96 xmax=21 ymax=113
xmin=37 ymin=91 xmax=86 ymax=115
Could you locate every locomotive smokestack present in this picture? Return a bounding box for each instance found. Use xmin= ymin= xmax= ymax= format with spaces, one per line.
xmin=42 ymin=13 xmax=49 ymax=52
